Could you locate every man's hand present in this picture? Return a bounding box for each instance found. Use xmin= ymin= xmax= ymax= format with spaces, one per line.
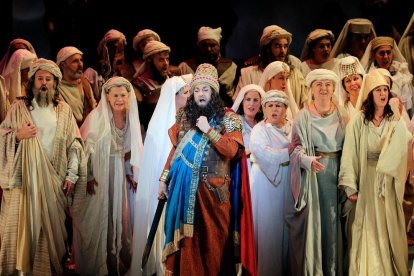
xmin=63 ymin=180 xmax=75 ymax=197
xmin=158 ymin=181 xmax=168 ymax=199
xmin=87 ymin=179 xmax=98 ymax=195
xmin=196 ymin=116 xmax=211 ymax=133
xmin=126 ymin=175 xmax=137 ymax=193
xmin=16 ymin=123 xmax=37 ymax=141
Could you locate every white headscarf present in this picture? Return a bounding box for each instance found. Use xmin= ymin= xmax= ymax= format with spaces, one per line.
xmin=258 ymin=61 xmax=299 ymax=117
xmin=331 ymin=18 xmax=376 ymax=58
xmin=78 ymin=76 xmax=143 ymax=274
xmin=130 ymin=74 xmax=192 ymax=276
xmin=231 ymin=84 xmax=266 ymax=113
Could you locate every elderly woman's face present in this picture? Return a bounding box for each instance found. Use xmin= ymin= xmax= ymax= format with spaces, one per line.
xmin=266 ymin=71 xmax=289 ymax=92
xmin=107 ymin=85 xmax=129 ymax=113
xmin=264 ymin=101 xmax=287 ymax=126
xmin=311 ymin=79 xmax=334 ymax=102
xmin=242 ymin=91 xmax=261 ymax=118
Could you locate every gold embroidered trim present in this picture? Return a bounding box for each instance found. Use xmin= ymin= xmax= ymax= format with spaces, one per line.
xmin=159 ymin=169 xmax=170 ymax=182
xmin=207 ymin=129 xmax=221 ymax=144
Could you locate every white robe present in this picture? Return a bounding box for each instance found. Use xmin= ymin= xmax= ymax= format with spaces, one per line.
xmin=249 ymin=120 xmax=292 ymax=276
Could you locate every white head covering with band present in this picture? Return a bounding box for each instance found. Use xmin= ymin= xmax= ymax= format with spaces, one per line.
xmin=56 ymin=46 xmax=83 ymax=66
xmin=306 ymin=68 xmax=341 ymax=106
xmin=258 ymin=61 xmax=299 ymax=118
xmin=262 ymin=89 xmax=290 ymax=110
xmin=197 ymin=26 xmax=222 ymax=44
xmin=260 ymin=25 xmax=292 ymax=47
xmin=231 ymin=84 xmax=266 ymax=112
xmin=331 ymin=18 xmax=376 ymax=58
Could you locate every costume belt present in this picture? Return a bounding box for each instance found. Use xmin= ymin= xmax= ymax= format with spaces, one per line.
xmin=315 ymin=150 xmax=342 ymax=158
xmin=200 ymin=160 xmax=230 ymax=178
xmin=280 ymin=161 xmax=290 ymax=167
xmin=367 ymin=151 xmax=380 ymax=161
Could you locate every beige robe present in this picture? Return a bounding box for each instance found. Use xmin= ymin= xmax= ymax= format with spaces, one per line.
xmin=58 ymin=77 xmax=97 ymax=126
xmin=0 ymin=100 xmax=86 ymax=275
xmin=339 ymin=113 xmax=410 ymax=276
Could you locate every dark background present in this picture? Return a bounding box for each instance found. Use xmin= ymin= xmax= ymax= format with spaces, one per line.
xmin=1 ymin=0 xmax=413 ymax=69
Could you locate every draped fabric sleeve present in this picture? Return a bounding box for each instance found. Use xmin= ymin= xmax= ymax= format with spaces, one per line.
xmin=0 ymin=100 xmax=27 ymax=189
xmin=250 ymin=122 xmax=289 ymax=185
xmin=338 ymin=113 xmax=363 ymax=194
xmin=377 ymin=118 xmax=411 ymax=204
xmin=288 ymin=110 xmax=315 ymax=211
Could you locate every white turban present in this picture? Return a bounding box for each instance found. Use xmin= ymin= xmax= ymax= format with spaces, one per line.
xmin=142 ymin=41 xmax=171 ymax=60
xmin=260 ymin=25 xmax=292 ymax=47
xmin=132 ymin=29 xmax=161 ymax=51
xmin=231 ymin=84 xmax=266 ymax=113
xmin=28 ymin=58 xmax=62 ymax=81
xmin=305 ymin=68 xmax=339 ymax=87
xmin=258 ymin=61 xmax=290 ymax=88
xmin=56 ymin=46 xmax=83 ymax=66
xmin=197 ymin=26 xmax=222 ymax=44
xmin=262 ymin=90 xmax=290 ymax=109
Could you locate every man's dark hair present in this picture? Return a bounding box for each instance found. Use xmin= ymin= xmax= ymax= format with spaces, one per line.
xmin=25 ymin=75 xmax=60 ymax=109
xmin=185 ymin=90 xmax=225 ymax=127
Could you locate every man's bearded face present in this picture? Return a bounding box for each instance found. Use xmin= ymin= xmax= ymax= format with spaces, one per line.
xmin=33 ymin=70 xmax=56 ymax=107
xmin=62 ymin=53 xmax=84 ymax=80
xmin=149 ymin=52 xmax=170 ymax=83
